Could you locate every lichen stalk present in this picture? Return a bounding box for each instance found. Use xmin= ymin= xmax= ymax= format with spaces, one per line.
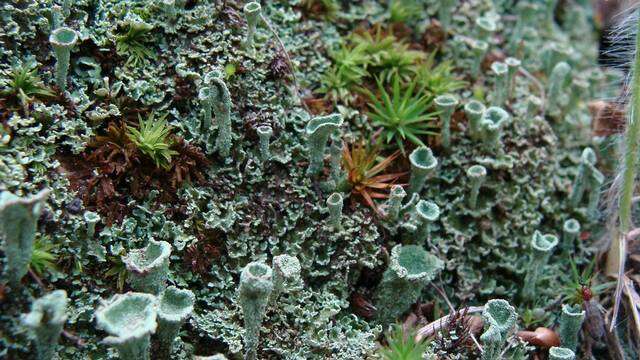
xmin=22 ymin=290 xmax=68 ymax=360
xmin=408 ymin=146 xmax=438 ymax=195
xmin=480 ymin=299 xmax=517 ymax=360
xmin=464 ymin=100 xmax=486 ymax=141
xmin=522 ymin=231 xmax=558 ymax=300
xmin=95 ymin=292 xmax=157 ymax=360
xmin=373 ymin=245 xmax=443 ymax=326
xmin=305 ymin=114 xmax=343 ymax=176
xmin=49 ymin=27 xmax=78 ymax=91
xmin=0 ymin=189 xmax=50 ymax=286
xmin=156 ymin=286 xmax=195 ymax=360
xmin=558 ymin=304 xmax=585 ymax=352
xmin=239 ymin=262 xmax=273 ymax=360
xmin=256 ymin=125 xmax=273 ymax=164
xmin=326 ymin=192 xmax=343 ymax=229
xmin=435 ymin=94 xmax=458 ymax=150
xmin=467 ymin=165 xmax=487 ymax=209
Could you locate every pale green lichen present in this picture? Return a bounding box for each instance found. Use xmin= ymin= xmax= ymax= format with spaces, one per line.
xmin=156 ymin=286 xmax=195 ymax=360
xmin=464 ymin=100 xmax=485 ymax=141
xmin=95 ymin=292 xmax=158 ymax=360
xmin=256 ymin=125 xmax=273 ymax=164
xmin=326 ymin=192 xmax=343 ymax=230
xmin=480 ymin=106 xmax=510 ymax=152
xmin=21 ymin=290 xmax=68 ymax=360
xmin=522 ymin=231 xmax=558 ymax=300
xmin=49 ymin=27 xmax=78 ymax=91
xmin=305 ymin=113 xmax=343 ymax=176
xmin=558 ymin=304 xmax=585 ymax=352
xmin=490 ymin=61 xmax=508 ymax=106
xmin=122 ymin=240 xmax=172 ymax=294
xmin=467 ymin=165 xmax=487 ymax=209
xmin=562 ymin=219 xmax=580 ymax=252
xmin=271 ymin=254 xmax=301 ymax=302
xmin=0 ymin=189 xmax=49 ymax=287
xmin=404 ymin=199 xmax=440 ymax=243
xmin=408 ymin=146 xmax=438 ymax=195
xmin=243 ymin=2 xmax=262 ymax=50
xmin=84 ymin=211 xmax=100 ymax=239
xmin=549 ymin=346 xmax=576 ymax=360
xmin=435 ymin=94 xmax=458 ymax=150
xmin=382 ymin=185 xmax=406 ymax=223
xmin=238 ymin=262 xmax=273 ymax=360
xmin=480 ymin=299 xmax=517 ymax=360
xmin=470 ymin=39 xmax=489 ymax=78
xmin=373 ymin=244 xmax=443 ymax=326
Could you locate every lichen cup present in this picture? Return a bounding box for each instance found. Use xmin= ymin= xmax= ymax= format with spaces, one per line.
xmin=49 ymin=27 xmax=78 ymax=91
xmin=95 ymin=292 xmax=158 ymax=360
xmin=408 ymin=146 xmax=438 ymax=195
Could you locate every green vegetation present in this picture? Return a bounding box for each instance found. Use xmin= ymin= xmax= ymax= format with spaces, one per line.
xmin=0 ymin=62 xmax=54 ymax=107
xmin=379 ymin=325 xmax=429 ymax=360
xmin=115 ymin=21 xmax=155 ymax=66
xmin=126 ymin=113 xmax=178 ymax=169
xmin=364 ymin=75 xmax=437 ymax=153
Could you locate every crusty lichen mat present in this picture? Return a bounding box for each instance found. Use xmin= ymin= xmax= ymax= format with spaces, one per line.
xmin=1 ymin=1 xmax=638 ymax=359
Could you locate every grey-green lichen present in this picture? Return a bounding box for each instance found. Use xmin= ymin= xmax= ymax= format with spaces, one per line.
xmin=549 ymin=346 xmax=576 ymax=360
xmin=522 ymin=231 xmax=558 ymax=300
xmin=480 ymin=299 xmax=517 ymax=360
xmin=558 ymin=304 xmax=585 ymax=352
xmin=464 ymin=100 xmax=486 ymax=141
xmin=243 ymin=2 xmax=262 ymax=50
xmin=122 ymin=239 xmax=172 ymax=294
xmin=435 ymin=94 xmax=459 ymax=150
xmin=490 ymin=61 xmax=509 ymax=106
xmin=271 ymin=254 xmax=301 ymax=303
xmin=403 ymin=199 xmax=440 ymax=243
xmin=21 ymin=290 xmax=68 ymax=360
xmin=156 ymin=286 xmax=195 ymax=360
xmin=49 ymin=27 xmax=77 ymax=92
xmin=0 ymin=189 xmax=49 ymax=286
xmin=305 ymin=113 xmax=343 ymax=176
xmin=238 ymin=262 xmax=273 ymax=360
xmin=408 ymin=146 xmax=438 ymax=195
xmin=256 ymin=125 xmax=273 ymax=164
xmin=0 ymin=1 xmax=612 ymax=359
xmin=467 ymin=165 xmax=487 ymax=209
xmin=373 ymin=244 xmax=443 ymax=326
xmin=479 ymin=106 xmax=510 ymax=152
xmin=95 ymin=292 xmax=158 ymax=360
xmin=326 ymin=192 xmax=344 ymax=229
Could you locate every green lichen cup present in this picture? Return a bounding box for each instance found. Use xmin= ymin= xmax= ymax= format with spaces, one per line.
xmin=408 ymin=146 xmax=438 ymax=195
xmin=549 ymin=347 xmax=575 ymax=360
xmin=374 ymin=244 xmax=444 ymax=326
xmin=22 ymin=290 xmax=68 ymax=360
xmin=156 ymin=286 xmax=195 ymax=360
xmin=239 ymin=262 xmax=273 ymax=360
xmin=464 ymin=100 xmax=485 ymax=140
xmin=435 ymin=94 xmax=459 ymax=150
xmin=467 ymin=165 xmax=487 ymax=209
xmin=305 ymin=114 xmax=343 ymax=176
xmin=123 ymin=240 xmax=172 ymax=294
xmin=95 ymin=292 xmax=158 ymax=360
xmin=49 ymin=27 xmax=78 ymax=91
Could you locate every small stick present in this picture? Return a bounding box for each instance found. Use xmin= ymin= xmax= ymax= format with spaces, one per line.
xmin=415 ymin=306 xmax=484 ymax=341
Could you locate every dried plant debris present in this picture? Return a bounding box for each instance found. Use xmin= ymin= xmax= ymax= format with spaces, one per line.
xmin=0 ymin=1 xmax=633 ymax=359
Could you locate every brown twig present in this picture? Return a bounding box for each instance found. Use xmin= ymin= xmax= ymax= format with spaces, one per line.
xmin=415 ymin=306 xmax=485 ymax=341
